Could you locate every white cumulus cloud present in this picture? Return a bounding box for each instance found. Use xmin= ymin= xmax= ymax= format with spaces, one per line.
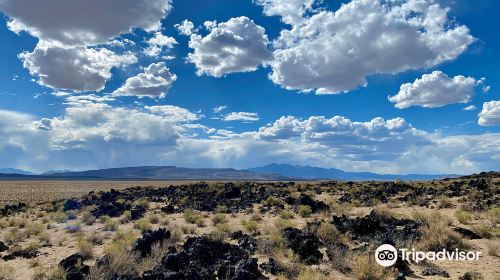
xmin=254 ymin=0 xmax=317 ymax=25
xmin=111 ymin=62 xmax=177 ymax=98
xmin=478 ymin=101 xmax=500 ymax=126
xmin=388 ymin=71 xmax=481 ymax=108
xmin=19 ymin=42 xmax=137 ymax=92
xmin=143 ymin=32 xmax=177 ymax=57
xmin=0 ymin=0 xmax=172 ymax=46
xmin=187 ymin=16 xmax=272 ymax=77
xmin=145 ymin=105 xmax=202 ymax=122
xmin=463 ymin=105 xmax=477 ymax=111
xmin=224 ymin=112 xmax=260 ymax=122
xmin=174 ymin=19 xmax=196 ymax=36
xmin=266 ymin=0 xmax=475 ymax=94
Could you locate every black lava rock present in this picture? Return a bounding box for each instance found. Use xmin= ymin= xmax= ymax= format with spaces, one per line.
xmin=63 ymin=199 xmax=81 ymax=211
xmin=131 ymin=205 xmax=147 ymax=220
xmin=282 ymin=228 xmax=323 ymax=264
xmin=143 ymin=236 xmax=266 ymax=280
xmin=59 ymin=253 xmax=91 ymax=280
xmin=294 ymin=194 xmax=329 ymax=213
xmin=260 ymin=258 xmax=285 ymax=275
xmin=453 ymin=227 xmax=481 ymax=239
xmin=132 ymin=228 xmax=171 ymax=257
xmin=2 ymin=248 xmax=38 ymax=261
xmin=422 ymin=264 xmax=449 ymax=277
xmin=0 ymin=202 xmax=27 ymax=216
xmin=331 ymin=210 xmax=420 ymax=244
xmin=0 ymin=241 xmax=8 ymax=252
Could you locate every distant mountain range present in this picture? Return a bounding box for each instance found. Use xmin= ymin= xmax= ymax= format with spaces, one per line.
xmin=247 ymin=163 xmax=456 ymax=181
xmin=1 ymin=166 xmax=289 ymax=180
xmin=0 ymin=164 xmax=457 ymax=181
xmin=0 ymin=168 xmax=35 ymax=175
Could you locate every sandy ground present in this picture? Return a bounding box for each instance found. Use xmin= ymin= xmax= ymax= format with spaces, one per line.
xmin=0 ymin=181 xmax=498 ymax=280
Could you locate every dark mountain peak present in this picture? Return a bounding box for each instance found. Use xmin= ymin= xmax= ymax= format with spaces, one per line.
xmin=248 ymin=163 xmax=456 ymax=181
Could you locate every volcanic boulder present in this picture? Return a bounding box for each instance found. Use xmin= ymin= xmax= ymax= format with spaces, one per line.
xmin=0 ymin=241 xmax=8 ymax=252
xmin=282 ymin=228 xmax=323 ymax=264
xmin=293 ymin=194 xmax=329 ymax=213
xmin=59 ymin=253 xmax=90 ymax=280
xmin=132 ymin=228 xmax=171 ymax=257
xmin=331 ymin=210 xmax=420 ymax=244
xmin=143 ymin=236 xmax=266 ymax=280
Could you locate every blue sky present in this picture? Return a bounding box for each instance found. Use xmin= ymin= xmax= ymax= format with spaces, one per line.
xmin=0 ymin=0 xmax=498 ymax=174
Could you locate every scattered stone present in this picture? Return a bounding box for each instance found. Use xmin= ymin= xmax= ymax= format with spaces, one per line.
xmin=459 ymin=271 xmax=484 ymax=280
xmin=282 ymin=227 xmax=323 ymax=264
xmin=293 ymin=194 xmax=329 ymax=213
xmin=132 ymin=228 xmax=171 ymax=257
xmin=0 ymin=241 xmax=8 ymax=252
xmin=422 ymin=264 xmax=449 ymax=277
xmin=260 ymin=258 xmax=285 ymax=275
xmin=131 ymin=205 xmax=147 ymax=220
xmin=143 ymin=236 xmax=266 ymax=280
xmin=59 ymin=253 xmax=90 ymax=280
xmin=160 ymin=204 xmax=176 ymax=214
xmin=453 ymin=227 xmax=481 ymax=239
xmin=63 ymin=199 xmax=81 ymax=211
xmin=0 ymin=202 xmax=27 ymax=216
xmin=2 ymin=248 xmax=38 ymax=260
xmin=331 ymin=210 xmax=420 ymax=244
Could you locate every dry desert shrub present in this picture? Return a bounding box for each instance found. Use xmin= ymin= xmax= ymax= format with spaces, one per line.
xmin=298 ymin=205 xmax=312 ymax=217
xmin=183 ymin=209 xmax=204 ymax=226
xmin=417 ymin=212 xmax=468 ymax=251
xmin=25 ymin=222 xmax=45 ymax=237
xmin=211 ymin=213 xmax=227 ymax=225
xmin=437 ymin=195 xmax=453 ymax=209
xmin=120 ymin=210 xmax=132 ymax=224
xmin=297 ymin=267 xmax=329 ymax=280
xmin=138 ymin=243 xmax=169 ymax=273
xmin=95 ymin=241 xmax=139 ymax=279
xmin=487 ymin=240 xmax=500 ymax=257
xmin=373 ymin=205 xmax=397 ymax=221
xmin=327 ymin=200 xmax=352 ymax=216
xmin=51 ymin=211 xmax=68 ymax=223
xmin=352 ymin=255 xmax=390 ymax=280
xmin=33 ymin=267 xmax=67 ymax=280
xmin=38 ymin=232 xmax=51 ymax=246
xmin=86 ymin=232 xmax=105 ymax=245
xmin=3 ymin=228 xmax=26 ymax=244
xmin=279 ymin=210 xmax=295 ymax=219
xmin=241 ymin=220 xmax=259 ymax=234
xmin=133 ymin=198 xmax=150 ymax=209
xmin=103 ymin=216 xmax=120 ymax=231
xmin=148 ymin=214 xmax=160 ymax=224
xmin=455 ymin=210 xmax=473 ymax=224
xmin=472 ymin=221 xmax=495 ymax=239
xmin=315 ymin=222 xmax=340 ymax=245
xmin=209 ymin=223 xmax=232 ymax=240
xmin=264 ymin=196 xmax=283 ymax=207
xmin=81 ymin=211 xmax=96 ymax=225
xmin=134 ymin=218 xmax=152 ymax=233
xmin=0 ymin=218 xmax=7 ymax=229
xmin=0 ymin=264 xmax=15 ymax=280
xmin=77 ymin=239 xmax=94 ymax=259
xmin=485 ymin=207 xmax=500 ymax=225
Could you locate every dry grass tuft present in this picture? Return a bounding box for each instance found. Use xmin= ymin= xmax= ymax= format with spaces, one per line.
xmin=0 ymin=264 xmax=15 ymax=280
xmin=352 ymin=255 xmax=390 ymax=280
xmin=298 ymin=205 xmax=312 ymax=217
xmin=134 ymin=218 xmax=152 ymax=233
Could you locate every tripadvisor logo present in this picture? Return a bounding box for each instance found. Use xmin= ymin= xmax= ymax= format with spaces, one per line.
xmin=375 ymin=244 xmax=482 ymax=267
xmin=375 ymin=244 xmax=398 ymax=267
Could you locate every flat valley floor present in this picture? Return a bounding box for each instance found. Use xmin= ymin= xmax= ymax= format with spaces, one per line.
xmin=0 ymin=175 xmax=499 ymax=280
